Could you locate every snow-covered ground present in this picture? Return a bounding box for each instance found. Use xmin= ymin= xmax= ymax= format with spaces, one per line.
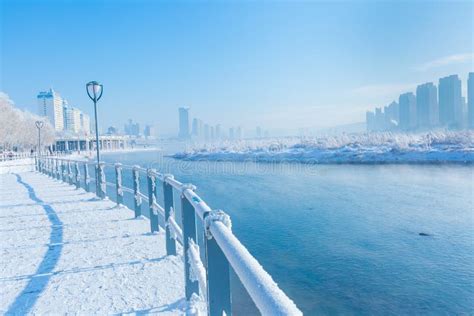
xmin=173 ymin=131 xmax=474 ymax=164
xmin=0 ymin=158 xmax=35 ymax=174
xmin=0 ymin=171 xmax=185 ymax=315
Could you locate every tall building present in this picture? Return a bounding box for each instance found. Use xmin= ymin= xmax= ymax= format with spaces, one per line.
xmin=399 ymin=92 xmax=417 ymax=130
xmin=37 ymin=88 xmax=64 ymax=131
xmin=215 ymin=124 xmax=222 ymax=139
xmin=416 ymin=82 xmax=438 ymax=128
xmin=468 ymin=72 xmax=474 ymax=129
xmin=144 ymin=125 xmax=155 ymax=138
xmin=191 ymin=118 xmax=199 ymax=136
xmin=236 ymin=126 xmax=242 ymax=139
xmin=366 ymin=111 xmax=375 ymax=131
xmin=124 ymin=119 xmax=140 ymax=136
xmin=384 ymin=101 xmax=399 ymax=128
xmin=80 ymin=113 xmax=91 ymax=134
xmin=439 ymin=75 xmax=463 ymax=128
xmin=204 ymin=124 xmax=210 ymax=141
xmin=178 ymin=107 xmax=190 ymax=139
xmin=63 ymin=102 xmax=82 ymax=133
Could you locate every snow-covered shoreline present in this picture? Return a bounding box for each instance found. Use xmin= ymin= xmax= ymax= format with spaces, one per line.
xmin=172 ymin=131 xmax=474 ymax=164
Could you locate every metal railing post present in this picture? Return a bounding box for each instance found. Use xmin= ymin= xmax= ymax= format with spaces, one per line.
xmin=98 ymin=162 xmax=106 ymax=198
xmin=35 ymin=156 xmax=38 ymax=171
xmin=163 ymin=175 xmax=176 ymax=256
xmin=61 ymin=161 xmax=66 ymax=182
xmin=147 ymin=169 xmax=159 ymax=233
xmin=75 ymin=162 xmax=80 ymax=189
xmin=84 ymin=163 xmax=90 ymax=192
xmin=56 ymin=159 xmax=61 ymax=180
xmin=205 ymin=211 xmax=232 ymax=316
xmin=115 ymin=163 xmax=123 ymax=206
xmin=132 ymin=166 xmax=142 ymax=218
xmin=181 ymin=185 xmax=200 ymax=301
xmin=67 ymin=161 xmax=73 ymax=185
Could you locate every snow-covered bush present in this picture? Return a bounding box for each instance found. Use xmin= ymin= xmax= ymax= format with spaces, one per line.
xmin=173 ymin=131 xmax=474 ymax=163
xmin=0 ymin=92 xmax=54 ymax=151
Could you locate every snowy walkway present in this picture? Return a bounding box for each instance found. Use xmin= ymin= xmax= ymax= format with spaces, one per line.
xmin=0 ymin=171 xmax=185 ymax=315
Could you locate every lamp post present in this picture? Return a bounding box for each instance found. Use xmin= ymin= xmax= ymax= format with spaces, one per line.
xmin=35 ymin=121 xmax=44 ymax=156
xmin=86 ymin=81 xmax=104 ymax=196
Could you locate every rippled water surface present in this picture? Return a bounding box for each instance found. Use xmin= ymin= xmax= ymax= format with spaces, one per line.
xmin=101 ymin=148 xmax=473 ymax=315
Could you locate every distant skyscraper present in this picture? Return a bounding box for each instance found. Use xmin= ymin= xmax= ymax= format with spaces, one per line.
xmin=204 ymin=124 xmax=210 ymax=141
xmin=124 ymin=119 xmax=140 ymax=136
xmin=37 ymin=88 xmax=64 ymax=131
xmin=468 ymin=72 xmax=474 ymax=129
xmin=236 ymin=126 xmax=242 ymax=139
xmin=215 ymin=124 xmax=221 ymax=139
xmin=80 ymin=113 xmax=91 ymax=134
xmin=399 ymin=92 xmax=417 ymax=130
xmin=375 ymin=107 xmax=384 ymax=131
xmin=229 ymin=127 xmax=234 ymax=140
xmin=366 ymin=111 xmax=375 ymax=131
xmin=256 ymin=126 xmax=262 ymax=138
xmin=439 ymin=75 xmax=463 ymax=128
xmin=191 ymin=118 xmax=199 ymax=136
xmin=144 ymin=125 xmax=155 ymax=138
xmin=178 ymin=107 xmax=190 ymax=139
xmin=384 ymin=101 xmax=399 ymax=129
xmin=210 ymin=126 xmax=215 ymax=140
xmin=63 ymin=101 xmax=82 ymax=133
xmin=416 ymin=82 xmax=438 ymax=128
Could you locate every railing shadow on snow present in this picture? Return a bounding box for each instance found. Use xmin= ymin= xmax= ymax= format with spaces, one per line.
xmin=36 ymin=156 xmax=302 ymax=316
xmin=6 ymin=174 xmax=64 ymax=315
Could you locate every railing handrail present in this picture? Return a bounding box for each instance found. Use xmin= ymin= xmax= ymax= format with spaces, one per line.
xmin=37 ymin=156 xmax=302 ymax=315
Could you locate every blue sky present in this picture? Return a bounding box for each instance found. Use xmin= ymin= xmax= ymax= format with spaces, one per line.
xmin=1 ymin=0 xmax=473 ymax=135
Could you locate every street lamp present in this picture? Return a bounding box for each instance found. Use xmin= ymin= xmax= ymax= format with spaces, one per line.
xmin=35 ymin=120 xmax=44 ymax=156
xmin=86 ymin=81 xmax=104 ymax=197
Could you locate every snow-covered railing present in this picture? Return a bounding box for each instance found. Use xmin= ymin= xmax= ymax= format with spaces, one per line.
xmin=0 ymin=152 xmax=34 ymax=161
xmin=36 ymin=157 xmax=302 ymax=316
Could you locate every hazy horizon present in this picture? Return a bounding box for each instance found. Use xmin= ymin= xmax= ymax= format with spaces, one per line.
xmin=1 ymin=0 xmax=473 ymax=135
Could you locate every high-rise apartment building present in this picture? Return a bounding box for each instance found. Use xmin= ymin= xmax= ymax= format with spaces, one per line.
xmin=80 ymin=113 xmax=91 ymax=134
xmin=468 ymin=72 xmax=474 ymax=129
xmin=37 ymin=88 xmax=64 ymax=131
xmin=63 ymin=101 xmax=83 ymax=133
xmin=399 ymin=92 xmax=417 ymax=130
xmin=439 ymin=75 xmax=463 ymax=128
xmin=178 ymin=107 xmax=190 ymax=139
xmin=416 ymin=82 xmax=438 ymax=128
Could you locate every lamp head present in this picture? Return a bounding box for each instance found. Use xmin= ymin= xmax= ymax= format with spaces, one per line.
xmin=86 ymin=81 xmax=103 ymax=101
xmin=35 ymin=121 xmax=44 ymax=129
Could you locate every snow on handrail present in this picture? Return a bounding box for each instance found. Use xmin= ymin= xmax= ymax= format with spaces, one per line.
xmin=138 ymin=192 xmax=149 ymax=202
xmin=167 ymin=214 xmax=183 ymax=244
xmin=165 ymin=176 xmax=184 ymax=191
xmin=121 ymin=186 xmax=134 ymax=194
xmin=209 ymin=220 xmax=302 ymax=315
xmin=187 ymin=239 xmax=207 ymax=300
xmin=182 ymin=189 xmax=212 ymax=221
xmin=151 ymin=199 xmax=165 ymax=218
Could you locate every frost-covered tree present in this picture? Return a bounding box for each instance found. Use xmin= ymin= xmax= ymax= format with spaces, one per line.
xmin=0 ymin=92 xmax=55 ymax=151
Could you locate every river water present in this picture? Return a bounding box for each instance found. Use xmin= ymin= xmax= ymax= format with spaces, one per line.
xmin=99 ymin=147 xmax=473 ymax=315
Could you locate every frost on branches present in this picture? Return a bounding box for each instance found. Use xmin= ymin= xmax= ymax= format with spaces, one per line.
xmin=0 ymin=92 xmax=54 ymax=151
xmin=172 ymin=131 xmax=474 ymax=164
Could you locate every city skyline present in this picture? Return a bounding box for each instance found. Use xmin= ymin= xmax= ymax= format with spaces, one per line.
xmin=1 ymin=1 xmax=472 ymax=135
xmin=366 ymin=72 xmax=473 ymax=132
